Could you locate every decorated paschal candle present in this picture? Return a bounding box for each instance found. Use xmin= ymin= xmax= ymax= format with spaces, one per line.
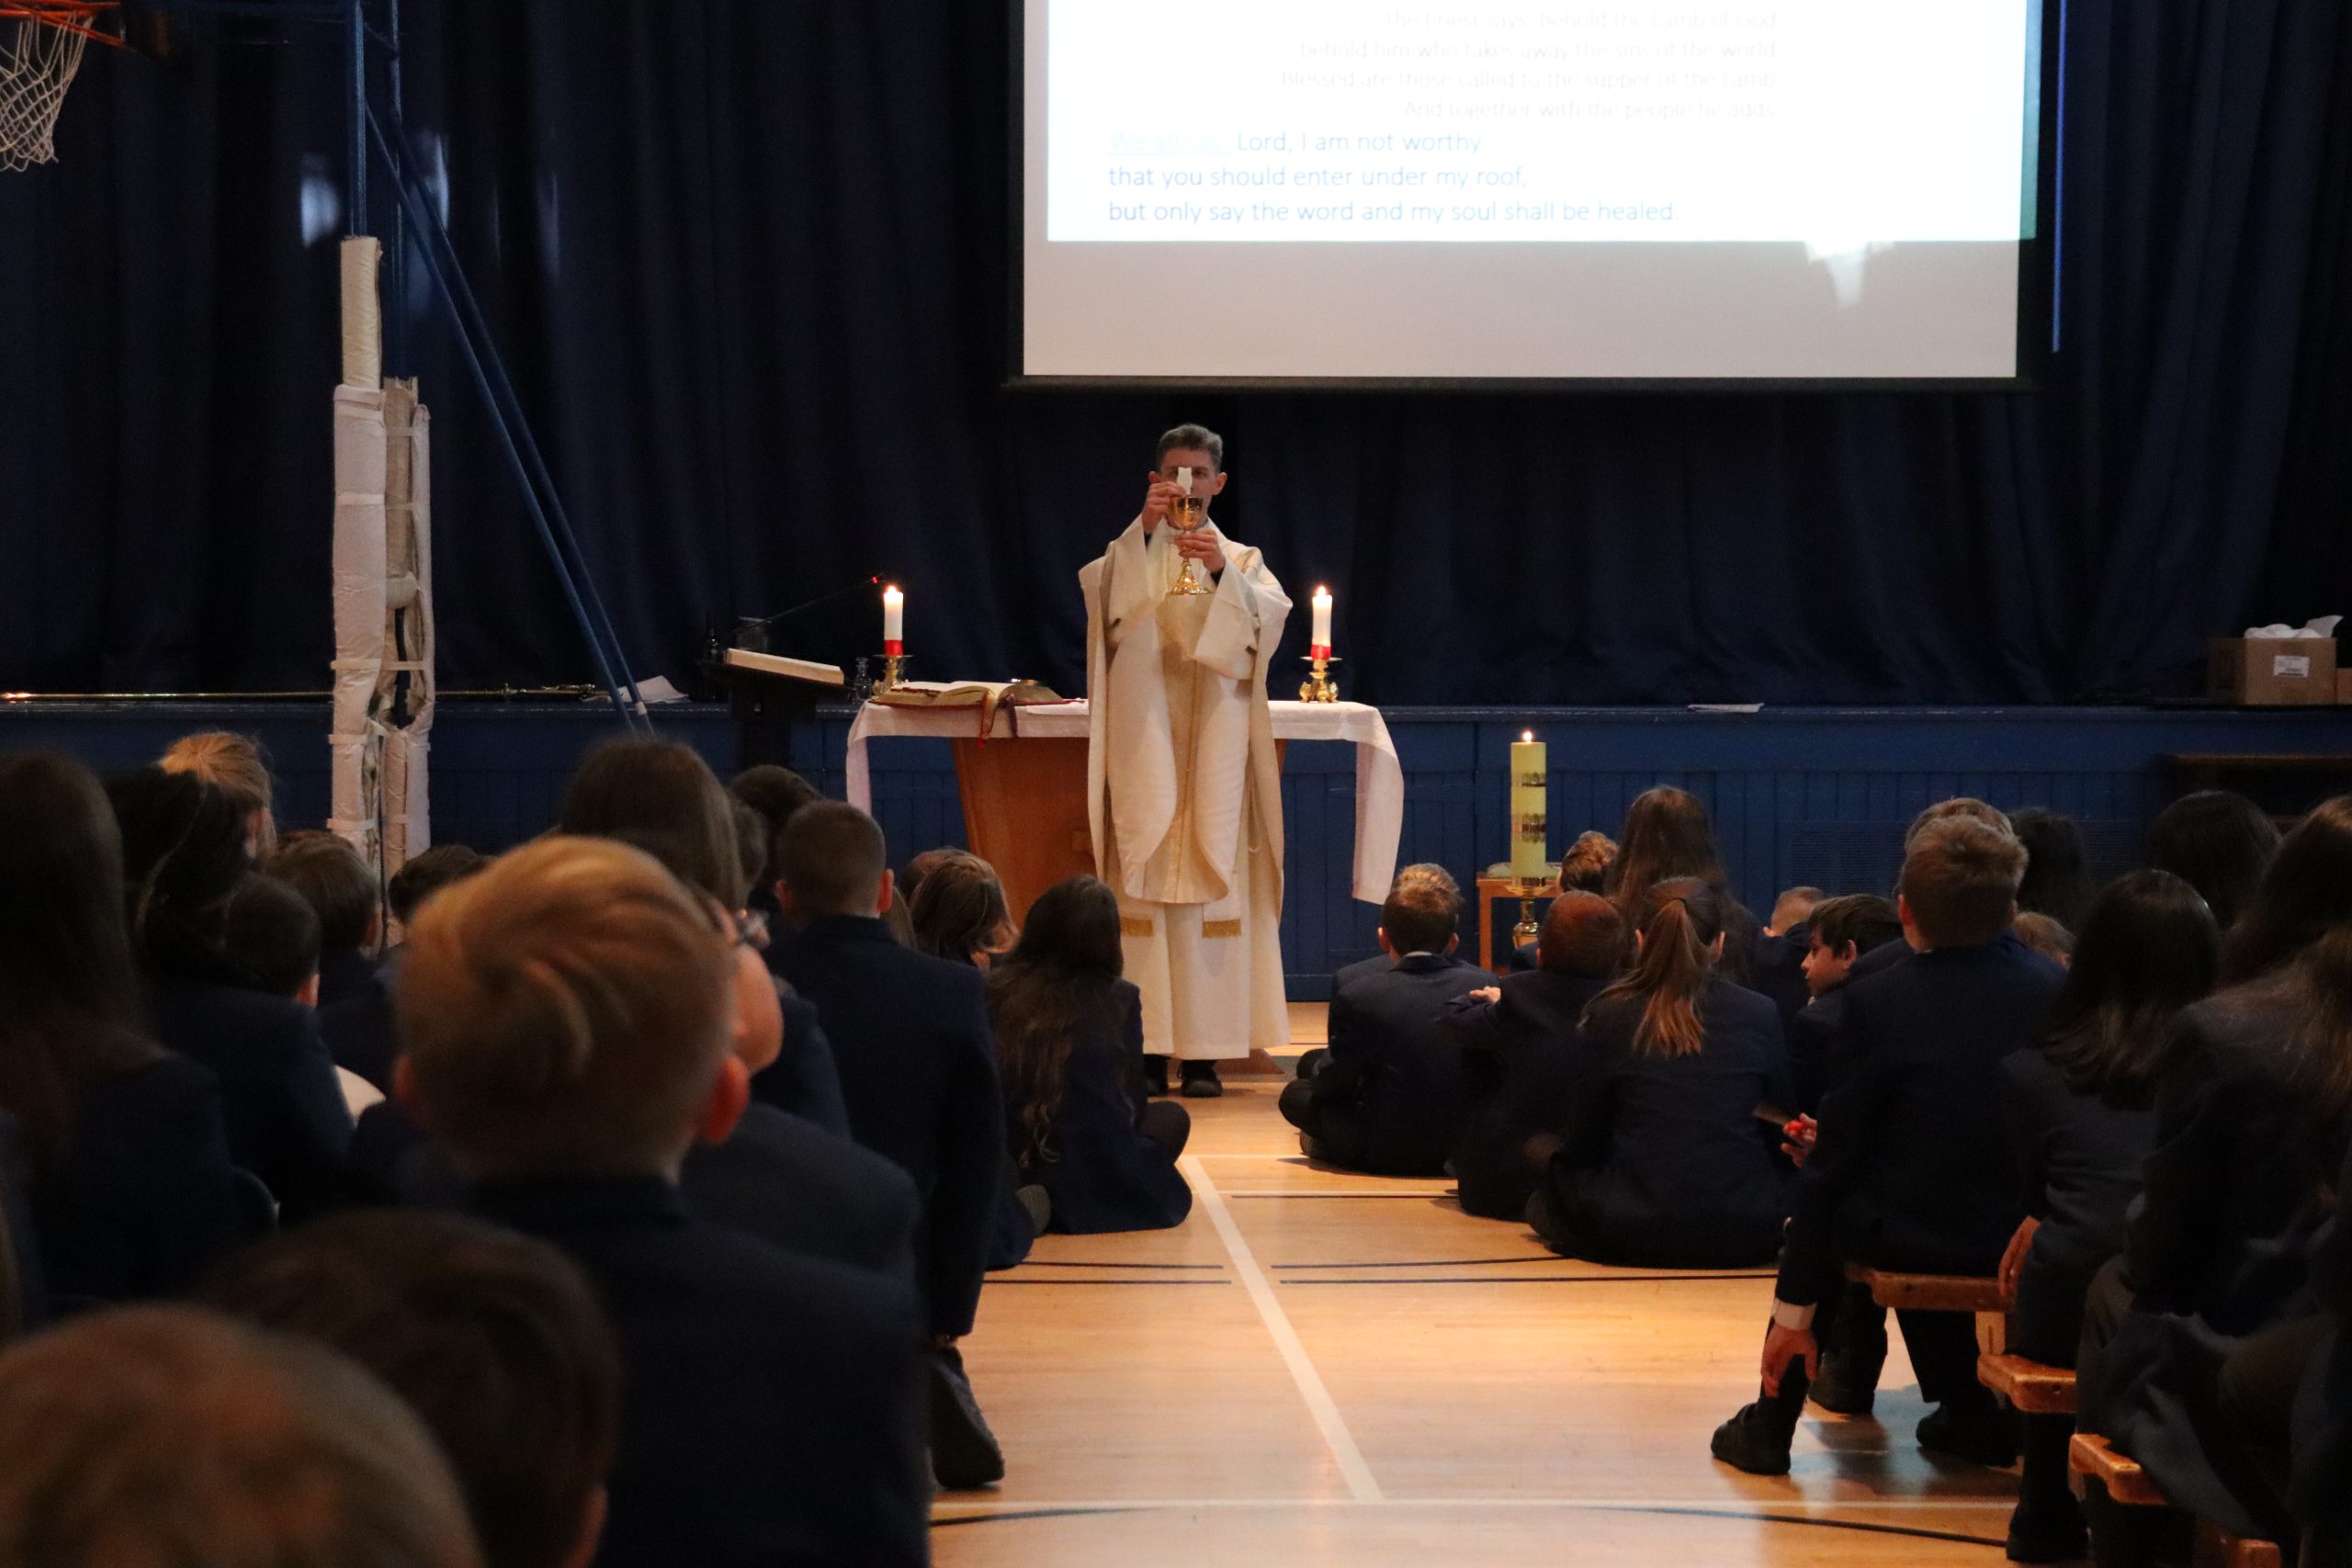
xmin=1510 ymin=731 xmax=1548 ymax=882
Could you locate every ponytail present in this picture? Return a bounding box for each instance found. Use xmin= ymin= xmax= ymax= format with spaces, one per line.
xmin=1591 ymin=876 xmax=1722 ymax=1058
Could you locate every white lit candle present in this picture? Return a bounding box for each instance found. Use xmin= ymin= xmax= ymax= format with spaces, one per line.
xmin=1510 ymin=730 xmax=1548 ymax=882
xmin=1311 ymin=586 xmax=1333 ymax=656
xmin=882 ymin=584 xmax=904 ymax=652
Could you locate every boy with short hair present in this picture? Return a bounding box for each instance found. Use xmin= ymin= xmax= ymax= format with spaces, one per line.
xmin=209 ymin=1210 xmax=620 ymax=1568
xmin=0 ymin=1305 xmax=480 ymax=1568
xmin=270 ymin=835 xmax=398 ymax=1089
xmin=1712 ymin=818 xmax=2063 ymax=1476
xmin=396 ymin=836 xmax=929 ymax=1568
xmin=766 ymin=800 xmax=1011 ymax=1489
xmin=218 ymin=872 xmax=324 ymax=1005
xmin=1279 ymin=865 xmax=1493 ymax=1175
xmin=1749 ymin=884 xmax=1827 ymax=1023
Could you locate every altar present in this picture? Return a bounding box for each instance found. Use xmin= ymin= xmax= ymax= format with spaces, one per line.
xmin=843 ymin=699 xmax=1405 ymax=926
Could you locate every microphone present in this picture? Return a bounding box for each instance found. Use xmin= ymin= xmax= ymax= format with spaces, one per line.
xmin=734 ymin=575 xmax=882 ymax=653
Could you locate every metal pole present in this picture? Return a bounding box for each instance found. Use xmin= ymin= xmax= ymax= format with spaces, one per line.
xmin=367 ymin=109 xmax=647 ymax=716
xmin=383 ymin=0 xmax=406 ymax=376
xmin=366 ymin=109 xmax=642 ymax=727
xmin=345 ymin=0 xmax=366 ymax=237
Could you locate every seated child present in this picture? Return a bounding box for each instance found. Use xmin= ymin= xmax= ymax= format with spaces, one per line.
xmin=1527 ymin=879 xmax=1792 ymax=1268
xmin=1747 ymin=885 xmax=1824 ymax=1025
xmin=1712 ymin=817 xmax=2062 ymax=1476
xmin=0 ymin=1304 xmax=478 ymax=1568
xmin=1785 ymin=893 xmax=1904 ymax=1112
xmin=209 ymin=1209 xmax=621 ymax=1568
xmin=1280 ymin=865 xmax=1492 ymax=1176
xmin=394 ymin=836 xmax=930 ymax=1567
xmin=271 ymin=834 xmax=397 ymax=1089
xmin=989 ymin=875 xmax=1193 ymax=1234
xmin=1447 ymin=891 xmax=1625 ymax=1221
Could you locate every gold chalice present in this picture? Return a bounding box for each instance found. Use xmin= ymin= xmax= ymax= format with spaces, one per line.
xmin=1168 ymin=493 xmax=1215 ymax=597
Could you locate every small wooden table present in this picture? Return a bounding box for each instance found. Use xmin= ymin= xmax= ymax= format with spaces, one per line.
xmin=1475 ymin=877 xmax=1556 ymax=975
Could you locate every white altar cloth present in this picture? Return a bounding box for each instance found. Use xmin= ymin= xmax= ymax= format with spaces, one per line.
xmin=843 ymin=699 xmax=1404 ymax=904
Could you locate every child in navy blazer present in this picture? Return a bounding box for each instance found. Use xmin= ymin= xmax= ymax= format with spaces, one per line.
xmin=395 ymin=836 xmax=930 ymax=1568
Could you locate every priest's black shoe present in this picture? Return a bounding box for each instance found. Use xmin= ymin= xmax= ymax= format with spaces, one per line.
xmin=1180 ymin=1061 xmax=1224 ymax=1099
xmin=1917 ymin=1400 xmax=2019 ymax=1467
xmin=1709 ymin=1403 xmax=1793 ymax=1476
xmin=1807 ymin=1350 xmax=1881 ymax=1416
xmin=2004 ymin=1492 xmax=2089 ymax=1562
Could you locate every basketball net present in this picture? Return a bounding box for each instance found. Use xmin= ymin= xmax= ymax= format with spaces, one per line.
xmin=0 ymin=5 xmax=112 ymax=172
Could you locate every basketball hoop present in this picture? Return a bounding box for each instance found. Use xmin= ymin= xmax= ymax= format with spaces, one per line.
xmin=0 ymin=1 xmax=119 ymax=173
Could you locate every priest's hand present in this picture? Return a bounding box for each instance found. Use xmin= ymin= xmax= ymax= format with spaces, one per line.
xmin=1174 ymin=527 xmax=1224 ymax=574
xmin=1140 ymin=474 xmax=1182 ymax=532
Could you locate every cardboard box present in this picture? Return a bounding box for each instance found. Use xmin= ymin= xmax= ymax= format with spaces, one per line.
xmin=2209 ymin=637 xmax=2337 ymax=705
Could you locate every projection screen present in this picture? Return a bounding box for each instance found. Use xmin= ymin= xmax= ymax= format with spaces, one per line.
xmin=1016 ymin=0 xmax=2052 ymax=387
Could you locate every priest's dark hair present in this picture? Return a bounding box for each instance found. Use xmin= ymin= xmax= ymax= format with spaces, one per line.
xmin=777 ymin=800 xmax=889 ymax=919
xmin=1154 ymin=423 xmax=1224 ymax=471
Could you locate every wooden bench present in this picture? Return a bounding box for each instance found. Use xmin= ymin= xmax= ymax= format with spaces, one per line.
xmin=1844 ymin=1265 xmax=2011 ymax=1353
xmin=2068 ymin=1434 xmax=2283 ymax=1568
xmin=1977 ymin=1352 xmax=2077 ymax=1415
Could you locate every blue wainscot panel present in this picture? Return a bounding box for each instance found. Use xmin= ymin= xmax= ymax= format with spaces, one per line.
xmin=9 ymin=700 xmax=2348 ymax=999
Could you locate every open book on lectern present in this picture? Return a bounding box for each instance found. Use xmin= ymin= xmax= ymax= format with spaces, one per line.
xmin=720 ymin=648 xmax=846 ymax=688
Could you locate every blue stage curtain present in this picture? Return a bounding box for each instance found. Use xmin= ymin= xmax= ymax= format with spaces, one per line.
xmin=2 ymin=0 xmax=2347 ymax=704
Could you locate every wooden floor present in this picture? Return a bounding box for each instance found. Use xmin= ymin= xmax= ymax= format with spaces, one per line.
xmin=936 ymin=1084 xmax=2021 ymax=1567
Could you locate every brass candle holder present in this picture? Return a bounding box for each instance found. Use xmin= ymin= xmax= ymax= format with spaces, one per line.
xmin=876 ymin=651 xmax=907 ymax=692
xmin=1298 ymin=651 xmax=1340 ymax=703
xmin=1512 ymin=876 xmax=1549 ymax=949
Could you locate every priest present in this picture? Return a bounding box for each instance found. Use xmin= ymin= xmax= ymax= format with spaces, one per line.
xmin=1081 ymin=424 xmax=1292 ymax=1098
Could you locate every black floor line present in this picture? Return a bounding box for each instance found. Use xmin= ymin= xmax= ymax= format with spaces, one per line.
xmin=987 ymin=1278 xmax=1232 ymax=1287
xmin=1008 ymin=1260 xmax=1227 ymax=1270
xmin=929 ymin=1502 xmax=2005 ymax=1548
xmin=1273 ymin=1257 xmax=1774 ymax=1275
xmin=1274 ymin=1272 xmax=1778 ymax=1286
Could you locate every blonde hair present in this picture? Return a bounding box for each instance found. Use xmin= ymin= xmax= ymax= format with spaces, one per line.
xmin=0 ymin=1305 xmax=481 ymax=1568
xmin=397 ymin=837 xmax=734 ymax=1179
xmin=161 ymin=730 xmax=278 ymax=857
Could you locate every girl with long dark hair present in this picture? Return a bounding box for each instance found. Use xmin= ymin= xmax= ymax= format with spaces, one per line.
xmin=2145 ymin=791 xmax=2279 ymax=933
xmin=1527 ymin=877 xmax=1791 ymax=1268
xmin=2217 ymin=795 xmax=2352 ymax=984
xmin=0 ymin=754 xmax=244 ymax=1306
xmin=1996 ymin=869 xmax=2220 ymax=1562
xmin=986 ymin=877 xmax=1191 ymax=1234
xmin=2084 ymin=898 xmax=2352 ymax=1551
xmin=1603 ymin=787 xmax=1760 ymax=981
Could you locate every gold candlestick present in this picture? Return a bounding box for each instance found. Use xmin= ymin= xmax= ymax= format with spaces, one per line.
xmin=876 ymin=652 xmax=907 ymax=692
xmin=1298 ymin=652 xmax=1341 ymax=703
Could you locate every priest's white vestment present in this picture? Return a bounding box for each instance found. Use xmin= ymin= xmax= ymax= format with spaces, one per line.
xmin=1080 ymin=518 xmax=1292 ymax=1061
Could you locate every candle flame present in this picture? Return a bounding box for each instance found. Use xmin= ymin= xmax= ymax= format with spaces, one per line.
xmin=1521 ymin=730 xmax=1533 ymax=742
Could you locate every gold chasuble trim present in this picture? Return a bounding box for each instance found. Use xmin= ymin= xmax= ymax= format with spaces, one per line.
xmin=1121 ymin=916 xmax=1157 ymax=938
xmin=1201 ymin=919 xmax=1245 ymax=940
